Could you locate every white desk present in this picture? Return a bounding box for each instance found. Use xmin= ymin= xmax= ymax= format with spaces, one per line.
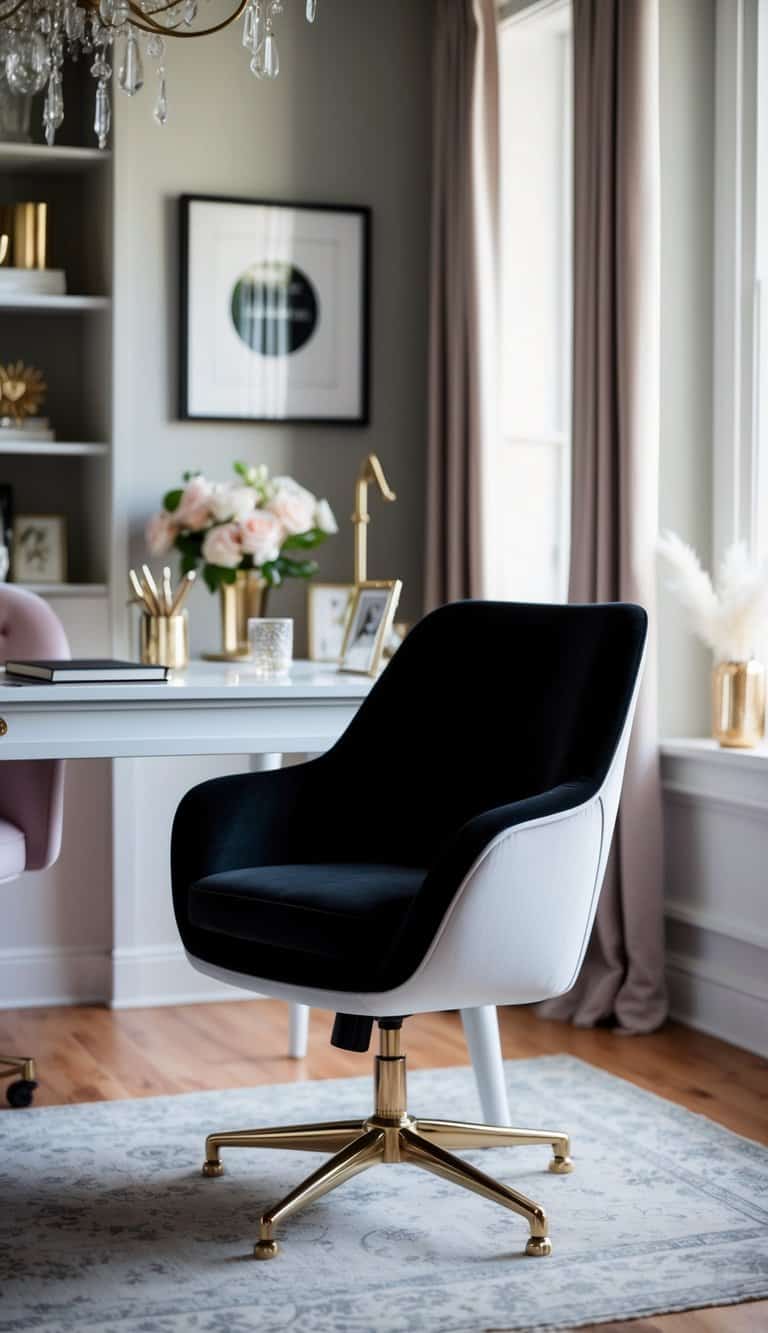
xmin=0 ymin=660 xmax=372 ymax=761
xmin=0 ymin=660 xmax=372 ymax=1012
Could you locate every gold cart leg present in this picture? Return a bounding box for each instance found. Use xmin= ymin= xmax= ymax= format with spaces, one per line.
xmin=202 ymin=1120 xmax=365 ymax=1176
xmin=415 ymin=1119 xmax=573 ymax=1173
xmin=400 ymin=1127 xmax=552 ymax=1257
xmin=255 ymin=1127 xmax=385 ymax=1259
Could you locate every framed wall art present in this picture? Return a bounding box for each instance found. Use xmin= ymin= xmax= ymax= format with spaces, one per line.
xmin=180 ymin=195 xmax=370 ymax=424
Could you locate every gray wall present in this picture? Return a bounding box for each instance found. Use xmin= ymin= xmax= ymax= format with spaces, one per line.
xmin=658 ymin=0 xmax=716 ymax=737
xmin=112 ymin=0 xmax=433 ymax=655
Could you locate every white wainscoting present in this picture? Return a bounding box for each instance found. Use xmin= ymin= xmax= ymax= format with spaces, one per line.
xmin=660 ymin=739 xmax=768 ymax=1057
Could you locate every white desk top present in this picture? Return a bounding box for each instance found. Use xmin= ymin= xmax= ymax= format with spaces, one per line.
xmin=0 ymin=660 xmax=373 ymax=760
xmin=0 ymin=658 xmax=373 ymax=705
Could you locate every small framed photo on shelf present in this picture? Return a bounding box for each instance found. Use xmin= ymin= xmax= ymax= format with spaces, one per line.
xmin=339 ymin=580 xmax=402 ymax=677
xmin=307 ymin=582 xmax=355 ymax=663
xmin=12 ymin=514 xmax=67 ymax=584
xmin=180 ymin=195 xmax=370 ymax=424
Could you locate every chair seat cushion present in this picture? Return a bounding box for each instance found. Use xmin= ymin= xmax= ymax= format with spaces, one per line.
xmin=0 ymin=818 xmax=26 ymax=881
xmin=188 ymin=863 xmax=427 ymax=987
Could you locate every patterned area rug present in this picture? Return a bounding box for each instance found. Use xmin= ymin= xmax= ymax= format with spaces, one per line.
xmin=1 ymin=1055 xmax=766 ymax=1333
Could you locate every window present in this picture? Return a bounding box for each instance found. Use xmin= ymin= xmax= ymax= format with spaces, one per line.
xmin=488 ymin=0 xmax=572 ymax=603
xmin=756 ymin=0 xmax=768 ymax=559
xmin=713 ymin=0 xmax=768 ymax=563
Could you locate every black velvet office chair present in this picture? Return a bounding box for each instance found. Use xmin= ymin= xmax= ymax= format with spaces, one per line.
xmin=172 ymin=600 xmax=646 ymax=1260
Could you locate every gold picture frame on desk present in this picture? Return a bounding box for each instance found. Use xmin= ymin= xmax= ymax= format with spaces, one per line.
xmin=12 ymin=514 xmax=67 ymax=584
xmin=339 ymin=580 xmax=402 ymax=677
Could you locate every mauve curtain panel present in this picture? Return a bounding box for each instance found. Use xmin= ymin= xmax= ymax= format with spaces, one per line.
xmin=542 ymin=0 xmax=667 ymax=1032
xmin=425 ymin=0 xmax=499 ymax=608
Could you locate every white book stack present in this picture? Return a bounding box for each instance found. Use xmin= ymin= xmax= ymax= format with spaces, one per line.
xmin=0 ymin=417 xmax=55 ymax=442
xmin=0 ymin=268 xmax=67 ymax=296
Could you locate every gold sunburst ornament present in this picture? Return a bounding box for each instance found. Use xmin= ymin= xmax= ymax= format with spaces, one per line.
xmin=0 ymin=362 xmax=48 ymax=423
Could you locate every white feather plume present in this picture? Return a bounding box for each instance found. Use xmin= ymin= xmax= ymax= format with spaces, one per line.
xmin=657 ymin=530 xmax=768 ymax=660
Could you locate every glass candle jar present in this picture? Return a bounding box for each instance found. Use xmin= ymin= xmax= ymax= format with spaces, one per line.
xmin=247 ymin=617 xmax=293 ymax=677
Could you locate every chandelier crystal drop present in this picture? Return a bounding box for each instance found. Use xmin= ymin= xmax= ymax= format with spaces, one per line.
xmin=0 ymin=0 xmax=315 ymax=148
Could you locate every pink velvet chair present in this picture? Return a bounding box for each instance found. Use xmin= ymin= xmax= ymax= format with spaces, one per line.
xmin=0 ymin=586 xmax=69 ymax=1106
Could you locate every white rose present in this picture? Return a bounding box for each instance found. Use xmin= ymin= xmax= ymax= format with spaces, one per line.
xmin=267 ymin=488 xmax=316 ymax=537
xmin=210 ymin=483 xmax=256 ymax=523
xmin=201 ymin=522 xmax=243 ymax=569
xmin=269 ymin=475 xmax=315 ymax=504
xmin=238 ymin=511 xmax=283 ymax=565
xmin=314 ymin=498 xmax=338 ymax=535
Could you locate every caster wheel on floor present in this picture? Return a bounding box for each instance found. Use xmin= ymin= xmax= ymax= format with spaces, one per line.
xmin=6 ymin=1079 xmax=37 ymax=1108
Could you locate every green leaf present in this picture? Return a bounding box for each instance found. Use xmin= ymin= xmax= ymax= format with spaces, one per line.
xmin=233 ymin=460 xmax=250 ymax=482
xmin=281 ymin=528 xmax=328 ymax=551
xmin=261 ymin=560 xmax=282 ymax=588
xmin=278 ymin=556 xmax=319 ymax=581
xmin=202 ymin=563 xmax=238 ymax=594
xmin=175 ymin=532 xmax=203 ymax=561
xmin=163 ymin=488 xmax=184 ymax=513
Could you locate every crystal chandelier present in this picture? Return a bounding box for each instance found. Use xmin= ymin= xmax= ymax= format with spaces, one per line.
xmin=0 ymin=0 xmax=317 ymax=149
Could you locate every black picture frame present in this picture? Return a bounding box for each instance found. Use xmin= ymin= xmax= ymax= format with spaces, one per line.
xmin=179 ymin=194 xmax=371 ymax=426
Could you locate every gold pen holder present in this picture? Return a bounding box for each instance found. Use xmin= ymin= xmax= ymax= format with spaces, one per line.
xmin=140 ymin=611 xmax=189 ymax=670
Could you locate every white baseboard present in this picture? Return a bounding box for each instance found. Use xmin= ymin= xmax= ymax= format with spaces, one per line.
xmin=110 ymin=945 xmax=262 ymax=1009
xmin=0 ymin=945 xmax=110 ymax=1008
xmin=666 ymin=949 xmax=768 ymax=1058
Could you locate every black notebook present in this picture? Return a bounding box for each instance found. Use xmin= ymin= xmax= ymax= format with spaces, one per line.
xmin=4 ymin=659 xmax=169 ymax=683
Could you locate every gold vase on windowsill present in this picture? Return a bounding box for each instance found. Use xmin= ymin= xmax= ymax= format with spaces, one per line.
xmin=712 ymin=659 xmax=766 ymax=749
xmin=201 ymin=570 xmax=269 ymax=662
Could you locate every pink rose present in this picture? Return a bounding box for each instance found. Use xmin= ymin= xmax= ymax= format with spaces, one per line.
xmin=176 ymin=476 xmax=214 ymax=531
xmin=145 ymin=511 xmax=176 ymax=556
xmin=202 ymin=522 xmax=243 ymax=569
xmin=238 ymin=511 xmax=282 ymax=565
xmin=267 ymin=488 xmax=316 ymax=537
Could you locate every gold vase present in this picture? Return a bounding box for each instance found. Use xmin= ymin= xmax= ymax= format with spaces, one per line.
xmin=202 ymin=570 xmax=269 ymax=662
xmin=712 ymin=659 xmax=766 ymax=748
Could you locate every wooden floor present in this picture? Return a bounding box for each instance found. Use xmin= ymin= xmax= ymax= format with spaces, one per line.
xmin=0 ymin=1000 xmax=765 ymax=1332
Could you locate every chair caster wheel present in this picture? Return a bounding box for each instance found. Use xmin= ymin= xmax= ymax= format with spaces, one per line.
xmin=202 ymin=1160 xmax=224 ymax=1177
xmin=549 ymin=1155 xmax=573 ymax=1174
xmin=525 ymin=1236 xmax=552 ymax=1257
xmin=6 ymin=1079 xmax=37 ymax=1108
xmin=253 ymin=1239 xmax=279 ymax=1260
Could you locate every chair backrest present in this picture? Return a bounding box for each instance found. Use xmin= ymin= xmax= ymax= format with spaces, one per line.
xmin=322 ymin=600 xmax=647 ymax=866
xmin=0 ymin=586 xmax=69 ymax=871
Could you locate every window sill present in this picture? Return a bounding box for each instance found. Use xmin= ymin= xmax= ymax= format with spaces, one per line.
xmin=660 ymin=739 xmax=768 ymax=811
xmin=660 ymin=738 xmax=768 ymax=767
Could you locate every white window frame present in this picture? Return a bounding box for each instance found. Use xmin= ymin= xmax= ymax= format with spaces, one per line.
xmin=713 ymin=0 xmax=767 ymax=563
xmin=495 ymin=0 xmax=572 ymax=602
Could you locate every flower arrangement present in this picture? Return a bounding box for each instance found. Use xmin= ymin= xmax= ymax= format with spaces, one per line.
xmin=146 ymin=462 xmax=337 ymax=593
xmin=657 ymin=531 xmax=768 ymax=661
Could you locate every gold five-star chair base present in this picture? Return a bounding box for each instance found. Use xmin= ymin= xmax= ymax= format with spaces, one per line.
xmin=202 ymin=1024 xmax=573 ymax=1260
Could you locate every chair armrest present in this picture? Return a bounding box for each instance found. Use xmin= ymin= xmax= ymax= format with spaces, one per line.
xmin=375 ymin=780 xmax=599 ymax=994
xmin=424 ymin=780 xmax=597 ymax=899
xmin=171 ymin=759 xmax=326 ymax=894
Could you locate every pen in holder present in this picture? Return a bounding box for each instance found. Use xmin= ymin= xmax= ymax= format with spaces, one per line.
xmin=130 ymin=565 xmax=196 ymax=669
xmin=140 ymin=610 xmax=189 ymax=669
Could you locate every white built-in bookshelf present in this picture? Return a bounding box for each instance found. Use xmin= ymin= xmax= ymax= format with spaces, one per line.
xmin=0 ymin=125 xmax=113 ymax=628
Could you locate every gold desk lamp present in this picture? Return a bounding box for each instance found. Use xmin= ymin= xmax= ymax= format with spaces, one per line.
xmin=351 ymin=452 xmax=396 ymax=585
